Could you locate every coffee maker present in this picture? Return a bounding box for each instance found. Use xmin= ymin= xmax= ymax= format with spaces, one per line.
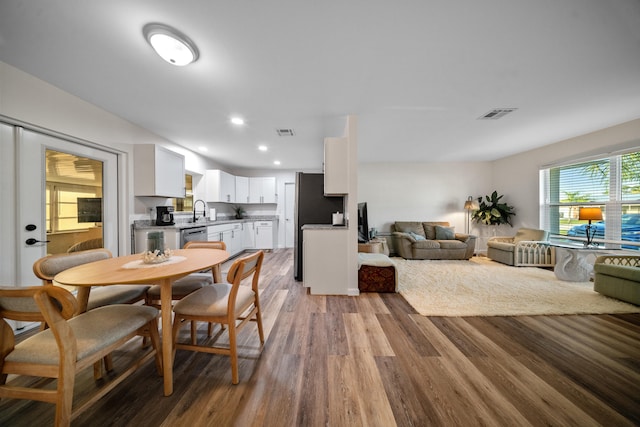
xmin=156 ymin=206 xmax=175 ymax=226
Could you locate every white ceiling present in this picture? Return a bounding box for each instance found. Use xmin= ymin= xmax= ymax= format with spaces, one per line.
xmin=1 ymin=1 xmax=640 ymax=171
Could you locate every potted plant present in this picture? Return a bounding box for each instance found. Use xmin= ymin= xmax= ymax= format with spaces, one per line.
xmin=233 ymin=205 xmax=245 ymax=219
xmin=472 ymin=191 xmax=515 ymax=226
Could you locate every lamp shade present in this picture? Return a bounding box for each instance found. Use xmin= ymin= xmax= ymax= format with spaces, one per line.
xmin=464 ymin=196 xmax=478 ymax=210
xmin=578 ymin=207 xmax=603 ymax=221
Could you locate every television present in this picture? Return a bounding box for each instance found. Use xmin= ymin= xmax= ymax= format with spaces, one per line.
xmin=77 ymin=197 xmax=102 ymax=223
xmin=357 ymin=202 xmax=369 ymax=243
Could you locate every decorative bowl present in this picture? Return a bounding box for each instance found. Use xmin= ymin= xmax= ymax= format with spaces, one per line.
xmin=141 ymin=249 xmax=172 ymax=264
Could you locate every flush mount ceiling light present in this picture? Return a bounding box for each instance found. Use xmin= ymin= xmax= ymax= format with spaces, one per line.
xmin=230 ymin=117 xmax=245 ymax=125
xmin=143 ymin=23 xmax=199 ymax=66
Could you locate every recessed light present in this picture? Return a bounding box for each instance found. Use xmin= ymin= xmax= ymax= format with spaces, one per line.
xmin=143 ymin=23 xmax=199 ymax=66
xmin=273 ymin=160 xmax=281 ymax=166
xmin=230 ymin=117 xmax=245 ymax=125
xmin=258 ymin=145 xmax=268 ymax=152
xmin=198 ymin=146 xmax=208 ymax=152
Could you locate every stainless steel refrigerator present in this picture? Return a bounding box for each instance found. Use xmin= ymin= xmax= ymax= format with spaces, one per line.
xmin=294 ymin=172 xmax=345 ymax=281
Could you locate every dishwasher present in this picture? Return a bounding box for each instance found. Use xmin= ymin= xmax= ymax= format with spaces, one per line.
xmin=180 ymin=226 xmax=207 ymax=248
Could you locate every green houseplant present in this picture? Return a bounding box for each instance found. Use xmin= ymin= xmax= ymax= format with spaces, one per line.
xmin=472 ymin=191 xmax=515 ymax=226
xmin=233 ymin=205 xmax=245 ymax=219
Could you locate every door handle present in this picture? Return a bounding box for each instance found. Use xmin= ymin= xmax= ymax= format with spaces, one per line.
xmin=26 ymin=238 xmax=50 ymax=245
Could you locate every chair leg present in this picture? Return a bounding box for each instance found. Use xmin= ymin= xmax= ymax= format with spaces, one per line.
xmin=56 ymin=348 xmax=77 ymax=427
xmin=255 ymin=301 xmax=265 ymax=345
xmin=228 ymin=320 xmax=239 ymax=385
xmin=146 ymin=321 xmax=163 ymax=375
xmin=190 ymin=320 xmax=197 ymax=345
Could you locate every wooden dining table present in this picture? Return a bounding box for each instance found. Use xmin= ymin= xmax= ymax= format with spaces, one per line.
xmin=54 ymin=248 xmax=230 ymax=396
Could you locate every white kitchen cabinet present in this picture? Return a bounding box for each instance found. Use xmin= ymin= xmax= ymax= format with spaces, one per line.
xmin=242 ymin=221 xmax=255 ymax=249
xmin=303 ymin=227 xmax=349 ymax=294
xmin=134 ymin=144 xmax=185 ymax=198
xmin=249 ymin=177 xmax=276 ymax=204
xmin=205 ymin=170 xmax=236 ymax=203
xmin=236 ymin=176 xmax=249 ymax=204
xmin=254 ymin=220 xmax=273 ymax=249
xmin=208 ymin=223 xmax=243 ymax=256
xmin=323 ymin=137 xmax=348 ymax=195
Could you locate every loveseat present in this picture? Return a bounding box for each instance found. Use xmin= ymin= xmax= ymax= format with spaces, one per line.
xmin=593 ymin=255 xmax=640 ymax=305
xmin=392 ymin=221 xmax=476 ymax=260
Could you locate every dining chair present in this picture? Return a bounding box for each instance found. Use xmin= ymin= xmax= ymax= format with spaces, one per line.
xmin=0 ymin=286 xmax=161 ymax=427
xmin=145 ymin=241 xmax=227 ymax=341
xmin=172 ymin=250 xmax=265 ymax=384
xmin=33 ymin=248 xmax=150 ymax=312
xmin=32 ymin=248 xmax=151 ymax=377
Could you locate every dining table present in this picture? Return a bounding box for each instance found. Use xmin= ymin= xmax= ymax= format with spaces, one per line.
xmin=54 ymin=248 xmax=230 ymax=396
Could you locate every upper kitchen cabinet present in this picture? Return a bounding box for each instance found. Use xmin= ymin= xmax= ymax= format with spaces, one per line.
xmin=236 ymin=176 xmax=249 ymax=204
xmin=134 ymin=144 xmax=185 ymax=198
xmin=249 ymin=177 xmax=276 ymax=203
xmin=324 ymin=137 xmax=348 ymax=195
xmin=205 ymin=169 xmax=236 ymax=203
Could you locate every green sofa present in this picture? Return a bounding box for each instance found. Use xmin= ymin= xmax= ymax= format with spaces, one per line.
xmin=593 ymin=255 xmax=640 ymax=305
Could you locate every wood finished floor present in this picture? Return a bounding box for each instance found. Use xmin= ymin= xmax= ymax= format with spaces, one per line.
xmin=1 ymin=248 xmax=639 ymax=426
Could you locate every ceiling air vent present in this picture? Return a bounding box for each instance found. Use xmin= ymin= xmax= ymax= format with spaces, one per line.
xmin=276 ymin=128 xmax=295 ymax=136
xmin=478 ymin=108 xmax=518 ymax=120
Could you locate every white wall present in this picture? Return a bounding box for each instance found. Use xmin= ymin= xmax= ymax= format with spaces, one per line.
xmin=358 ymin=119 xmax=640 ymax=253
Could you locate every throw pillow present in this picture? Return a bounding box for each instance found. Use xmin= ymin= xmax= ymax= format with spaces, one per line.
xmin=435 ymin=225 xmax=455 ymax=240
xmin=409 ymin=231 xmax=426 ymax=241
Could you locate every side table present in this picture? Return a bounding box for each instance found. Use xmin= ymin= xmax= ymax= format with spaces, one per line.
xmin=553 ymin=245 xmax=617 ymax=282
xmin=358 ymin=238 xmax=390 ymax=255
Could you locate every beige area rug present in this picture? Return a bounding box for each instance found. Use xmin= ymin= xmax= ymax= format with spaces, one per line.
xmin=394 ymin=256 xmax=640 ymax=317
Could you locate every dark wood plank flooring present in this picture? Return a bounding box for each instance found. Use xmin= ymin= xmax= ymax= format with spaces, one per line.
xmin=1 ymin=249 xmax=639 ymax=426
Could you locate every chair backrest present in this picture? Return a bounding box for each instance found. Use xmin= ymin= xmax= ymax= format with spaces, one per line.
xmin=183 ymin=240 xmax=226 ymax=250
xmin=0 ymin=286 xmax=77 ymax=324
xmin=67 ymin=238 xmax=104 ymax=253
xmin=513 ymin=228 xmax=548 ymax=242
xmin=227 ymin=250 xmax=264 ymax=291
xmin=32 ymin=248 xmax=113 ymax=285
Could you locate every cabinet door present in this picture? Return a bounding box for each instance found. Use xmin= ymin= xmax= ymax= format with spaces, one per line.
xmin=324 ymin=137 xmax=348 ymax=195
xmin=236 ymin=176 xmax=249 ymax=204
xmin=255 ymin=221 xmax=273 ymax=249
xmin=134 ymin=145 xmax=185 ymax=197
xmin=205 ymin=170 xmax=236 ymax=203
xmin=242 ymin=222 xmax=255 ymax=248
xmin=249 ymin=177 xmax=277 ymax=203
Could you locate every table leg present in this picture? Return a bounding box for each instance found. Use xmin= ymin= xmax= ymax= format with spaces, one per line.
xmin=76 ymin=287 xmax=91 ymax=313
xmin=160 ymin=279 xmax=173 ymax=396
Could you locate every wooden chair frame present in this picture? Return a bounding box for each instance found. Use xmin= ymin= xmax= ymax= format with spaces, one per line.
xmin=172 ymin=250 xmax=265 ymax=384
xmin=0 ymin=286 xmax=161 ymax=427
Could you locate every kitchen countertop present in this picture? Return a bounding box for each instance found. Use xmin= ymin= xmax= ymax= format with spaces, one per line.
xmin=302 ymin=224 xmax=348 ymax=230
xmin=133 ymin=216 xmax=278 ymax=230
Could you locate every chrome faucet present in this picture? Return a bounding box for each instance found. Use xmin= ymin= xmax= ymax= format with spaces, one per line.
xmin=193 ymin=199 xmax=207 ymax=223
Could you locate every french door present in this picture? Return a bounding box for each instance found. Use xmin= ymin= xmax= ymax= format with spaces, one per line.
xmin=17 ymin=128 xmax=119 ymax=285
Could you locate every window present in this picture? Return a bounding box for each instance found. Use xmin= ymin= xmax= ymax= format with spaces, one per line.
xmin=173 ymin=174 xmax=193 ymax=212
xmin=540 ymin=150 xmax=640 ymax=249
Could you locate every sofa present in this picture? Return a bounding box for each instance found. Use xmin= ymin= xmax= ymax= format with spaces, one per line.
xmin=391 ymin=221 xmax=476 ymax=260
xmin=593 ymin=255 xmax=640 ymax=305
xmin=487 ymin=228 xmax=555 ymax=267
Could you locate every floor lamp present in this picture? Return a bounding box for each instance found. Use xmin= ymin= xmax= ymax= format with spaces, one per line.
xmin=464 ymin=196 xmax=478 ymax=234
xmin=578 ymin=207 xmax=603 ymax=247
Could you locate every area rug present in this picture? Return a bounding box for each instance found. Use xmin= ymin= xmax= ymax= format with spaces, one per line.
xmin=394 ymin=256 xmax=640 ymax=317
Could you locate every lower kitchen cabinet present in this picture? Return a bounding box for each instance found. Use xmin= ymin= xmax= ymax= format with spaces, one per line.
xmin=243 ymin=222 xmax=255 ymax=249
xmin=254 ymin=221 xmax=273 ymax=250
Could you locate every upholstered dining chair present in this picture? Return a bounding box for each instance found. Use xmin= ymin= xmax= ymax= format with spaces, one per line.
xmin=0 ymin=286 xmax=161 ymax=427
xmin=145 ymin=241 xmax=227 ymax=341
xmin=172 ymin=250 xmax=265 ymax=384
xmin=33 ymin=248 xmax=150 ymax=312
xmin=32 ymin=248 xmax=151 ymax=377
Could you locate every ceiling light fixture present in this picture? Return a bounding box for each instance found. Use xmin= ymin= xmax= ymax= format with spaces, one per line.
xmin=273 ymin=160 xmax=281 ymax=166
xmin=143 ymin=23 xmax=199 ymax=66
xmin=258 ymin=145 xmax=268 ymax=151
xmin=230 ymin=117 xmax=245 ymax=125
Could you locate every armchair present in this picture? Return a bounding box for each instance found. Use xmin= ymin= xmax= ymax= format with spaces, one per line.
xmin=487 ymin=228 xmax=555 ymax=267
xmin=593 ymin=255 xmax=640 ymax=305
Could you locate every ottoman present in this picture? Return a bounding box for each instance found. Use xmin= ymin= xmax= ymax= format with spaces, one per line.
xmin=358 ymin=253 xmax=398 ymax=292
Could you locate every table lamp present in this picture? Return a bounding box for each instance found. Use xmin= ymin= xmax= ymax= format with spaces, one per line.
xmin=578 ymin=207 xmax=603 ymax=247
xmin=464 ymin=196 xmax=479 ymax=234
